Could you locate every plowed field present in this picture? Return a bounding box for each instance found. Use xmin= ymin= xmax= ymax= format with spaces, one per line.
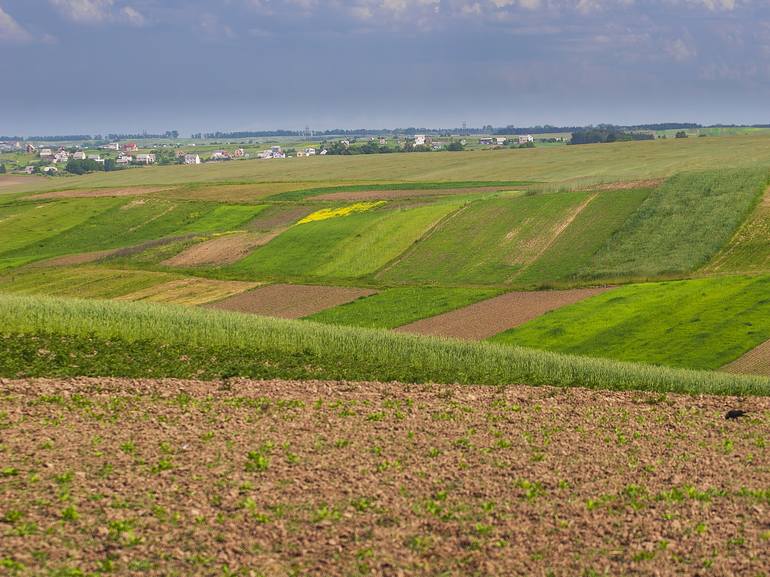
xmin=1 ymin=378 xmax=767 ymax=577
xmin=397 ymin=287 xmax=611 ymax=340
xmin=163 ymin=232 xmax=282 ymax=267
xmin=723 ymin=339 xmax=770 ymax=376
xmin=207 ymin=284 xmax=377 ymax=318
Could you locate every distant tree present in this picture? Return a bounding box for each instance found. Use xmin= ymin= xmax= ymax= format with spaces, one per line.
xmin=0 ymin=164 xmax=6 ymax=174
xmin=675 ymin=131 xmax=689 ymax=139
xmin=446 ymin=141 xmax=465 ymax=152
xmin=65 ymin=158 xmax=103 ymax=175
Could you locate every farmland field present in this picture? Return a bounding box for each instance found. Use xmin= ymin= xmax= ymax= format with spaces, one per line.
xmin=492 ymin=275 xmax=770 ymax=370
xmin=1 ymin=377 xmax=767 ymax=577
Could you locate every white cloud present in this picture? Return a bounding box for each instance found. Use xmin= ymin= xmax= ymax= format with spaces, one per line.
xmin=0 ymin=6 xmax=33 ymax=43
xmin=49 ymin=0 xmax=115 ymax=23
xmin=120 ymin=6 xmax=146 ymax=27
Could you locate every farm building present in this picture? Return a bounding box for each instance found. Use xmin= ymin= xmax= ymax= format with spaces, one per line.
xmin=184 ymin=154 xmax=201 ymax=165
xmin=479 ymin=138 xmax=494 ymax=145
xmin=516 ymin=135 xmax=534 ymax=144
xmin=72 ymin=151 xmax=86 ymax=160
xmin=135 ymin=154 xmax=156 ymax=164
xmin=123 ymin=143 xmax=139 ymax=152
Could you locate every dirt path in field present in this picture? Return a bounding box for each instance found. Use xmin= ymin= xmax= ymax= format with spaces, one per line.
xmin=30 ymin=187 xmax=170 ymax=199
xmin=314 ymin=186 xmax=514 ymax=201
xmin=722 ymin=338 xmax=770 ymax=376
xmin=396 ymin=287 xmax=611 ymax=340
xmin=206 ymin=284 xmax=377 ymax=318
xmin=163 ymin=231 xmax=284 ymax=267
xmin=1 ymin=377 xmax=767 ymax=577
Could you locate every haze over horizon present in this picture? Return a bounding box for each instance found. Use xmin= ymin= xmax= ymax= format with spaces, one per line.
xmin=2 ymin=0 xmax=770 ymax=136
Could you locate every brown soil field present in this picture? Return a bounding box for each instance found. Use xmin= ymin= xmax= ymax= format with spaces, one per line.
xmin=592 ymin=178 xmax=664 ymax=191
xmin=723 ymin=339 xmax=770 ymax=376
xmin=163 ymin=231 xmax=283 ymax=267
xmin=31 ymin=249 xmax=117 ymax=267
xmin=396 ymin=287 xmax=612 ymax=340
xmin=0 ymin=176 xmax=34 ymax=190
xmin=30 ymin=187 xmax=170 ymax=200
xmin=247 ymin=205 xmax=315 ymax=231
xmin=116 ymin=277 xmax=258 ymax=306
xmin=1 ymin=377 xmax=767 ymax=577
xmin=207 ymin=284 xmax=377 ymax=318
xmin=313 ymin=186 xmax=514 ymax=201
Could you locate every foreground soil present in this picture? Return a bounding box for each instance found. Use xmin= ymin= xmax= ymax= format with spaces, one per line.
xmin=1 ymin=378 xmax=768 ymax=577
xmin=723 ymin=339 xmax=770 ymax=376
xmin=207 ymin=284 xmax=377 ymax=319
xmin=397 ymin=287 xmax=611 ymax=340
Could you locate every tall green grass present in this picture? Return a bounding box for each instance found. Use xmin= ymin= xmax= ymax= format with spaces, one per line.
xmin=0 ymin=293 xmax=768 ymax=396
xmin=584 ymin=169 xmax=769 ymax=278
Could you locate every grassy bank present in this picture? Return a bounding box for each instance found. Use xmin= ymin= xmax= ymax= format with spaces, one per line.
xmin=1 ymin=294 xmax=769 ymax=396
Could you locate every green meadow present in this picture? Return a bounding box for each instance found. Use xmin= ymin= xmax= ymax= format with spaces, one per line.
xmin=492 ymin=275 xmax=770 ymax=370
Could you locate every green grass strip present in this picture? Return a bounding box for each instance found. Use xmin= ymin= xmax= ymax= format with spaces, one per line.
xmin=0 ymin=294 xmax=768 ymax=396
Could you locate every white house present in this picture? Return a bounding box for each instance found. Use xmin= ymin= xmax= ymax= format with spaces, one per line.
xmin=517 ymin=135 xmax=534 ymax=144
xmin=479 ymin=138 xmax=494 ymax=145
xmin=305 ymin=147 xmax=316 ymax=156
xmin=210 ymin=151 xmax=230 ymax=161
xmin=378 ymin=137 xmax=387 ymax=146
xmin=136 ymin=153 xmax=156 ymax=164
xmin=414 ymin=135 xmax=427 ymax=146
xmin=102 ymin=142 xmax=121 ymax=151
xmin=495 ymin=137 xmax=507 ymax=146
xmin=39 ymin=148 xmax=53 ymax=158
xmin=73 ymin=151 xmax=87 ymax=160
xmin=184 ymin=154 xmax=201 ymax=165
xmin=26 ymin=143 xmax=37 ymax=153
xmin=116 ymin=155 xmax=133 ymax=165
xmin=340 ymin=139 xmax=350 ymax=148
xmin=232 ymin=148 xmax=245 ymax=158
xmin=53 ymin=151 xmax=70 ymax=164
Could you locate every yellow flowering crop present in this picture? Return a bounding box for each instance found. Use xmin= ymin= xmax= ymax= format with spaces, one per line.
xmin=297 ymin=202 xmax=385 ymax=225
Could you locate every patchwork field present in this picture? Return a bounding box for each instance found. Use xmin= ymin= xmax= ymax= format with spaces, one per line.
xmin=397 ymin=287 xmax=611 ymax=340
xmin=1 ymin=378 xmax=767 ymax=577
xmin=115 ymin=277 xmax=258 ymax=306
xmin=207 ymin=284 xmax=378 ymax=319
xmin=162 ymin=232 xmax=279 ymax=267
xmin=493 ymin=275 xmax=770 ymax=370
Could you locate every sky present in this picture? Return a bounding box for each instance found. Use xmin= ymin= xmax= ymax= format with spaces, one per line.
xmin=1 ymin=0 xmax=770 ymax=136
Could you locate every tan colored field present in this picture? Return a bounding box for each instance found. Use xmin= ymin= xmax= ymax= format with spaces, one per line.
xmin=31 ymin=249 xmax=117 ymax=267
xmin=1 ymin=377 xmax=767 ymax=577
xmin=207 ymin=284 xmax=377 ymax=318
xmin=116 ymin=277 xmax=258 ymax=306
xmin=30 ymin=187 xmax=170 ymax=199
xmin=156 ymin=182 xmax=324 ymax=202
xmin=397 ymin=287 xmax=611 ymax=340
xmin=162 ymin=232 xmax=282 ymax=267
xmin=313 ymin=186 xmax=516 ymax=201
xmin=723 ymin=339 xmax=770 ymax=376
xmin=0 ymin=176 xmax=35 ymax=190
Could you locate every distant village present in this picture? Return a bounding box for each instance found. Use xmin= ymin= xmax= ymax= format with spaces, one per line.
xmin=0 ymin=133 xmax=540 ymax=176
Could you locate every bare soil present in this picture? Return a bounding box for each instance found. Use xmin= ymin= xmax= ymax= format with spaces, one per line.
xmin=163 ymin=232 xmax=283 ymax=267
xmin=396 ymin=287 xmax=612 ymax=340
xmin=206 ymin=284 xmax=377 ymax=318
xmin=247 ymin=206 xmax=315 ymax=232
xmin=313 ymin=186 xmax=514 ymax=201
xmin=30 ymin=249 xmax=118 ymax=267
xmin=0 ymin=176 xmax=34 ymax=190
xmin=723 ymin=339 xmax=770 ymax=376
xmin=1 ymin=377 xmax=767 ymax=577
xmin=30 ymin=187 xmax=170 ymax=200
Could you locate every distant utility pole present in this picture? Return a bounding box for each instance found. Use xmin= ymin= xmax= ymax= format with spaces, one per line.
xmin=304 ymin=125 xmax=312 ymax=139
xmin=462 ymin=121 xmax=467 ymax=136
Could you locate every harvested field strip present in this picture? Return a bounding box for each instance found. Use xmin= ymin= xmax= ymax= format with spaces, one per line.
xmin=723 ymin=339 xmax=770 ymax=376
xmin=313 ymin=186 xmax=520 ymax=201
xmin=0 ymin=268 xmax=174 ymax=299
xmin=493 ymin=275 xmax=770 ymax=370
xmin=1 ymin=378 xmax=768 ymax=577
xmin=396 ymin=287 xmax=611 ymax=340
xmin=116 ymin=277 xmax=258 ymax=306
xmin=704 ymin=186 xmax=770 ymax=274
xmin=207 ymin=284 xmax=377 ymax=319
xmin=29 ymin=187 xmax=170 ymax=199
xmin=2 ymin=294 xmax=768 ymax=395
xmin=247 ymin=204 xmax=316 ymax=231
xmin=268 ymin=180 xmax=530 ymax=201
xmin=306 ymin=287 xmax=502 ymax=329
xmin=162 ymin=231 xmax=283 ymax=267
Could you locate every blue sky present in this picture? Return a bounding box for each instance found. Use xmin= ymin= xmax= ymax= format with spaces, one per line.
xmin=1 ymin=0 xmax=769 ymax=135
